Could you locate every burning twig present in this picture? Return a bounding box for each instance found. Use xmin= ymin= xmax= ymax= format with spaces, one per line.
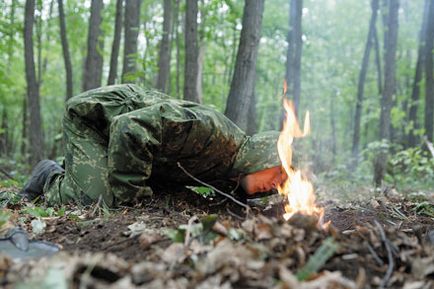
xmin=177 ymin=162 xmax=251 ymax=214
xmin=375 ymin=220 xmax=394 ymax=289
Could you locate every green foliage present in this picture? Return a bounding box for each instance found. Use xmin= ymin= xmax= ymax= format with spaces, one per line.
xmin=296 ymin=237 xmax=339 ymax=281
xmin=21 ymin=206 xmax=65 ymax=218
xmin=186 ymin=186 xmax=215 ymax=198
xmin=387 ymin=147 xmax=434 ymax=190
xmin=0 ymin=209 xmax=10 ymax=229
xmin=165 ymin=214 xmax=218 ymax=244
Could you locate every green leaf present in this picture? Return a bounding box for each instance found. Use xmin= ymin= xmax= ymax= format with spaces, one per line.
xmin=186 ymin=186 xmax=215 ymax=197
xmin=296 ymin=237 xmax=339 ymax=281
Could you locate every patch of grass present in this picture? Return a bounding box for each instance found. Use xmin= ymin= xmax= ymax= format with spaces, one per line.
xmin=21 ymin=206 xmax=65 ymax=218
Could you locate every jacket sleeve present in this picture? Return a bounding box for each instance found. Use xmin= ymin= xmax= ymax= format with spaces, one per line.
xmin=107 ymin=105 xmax=163 ymax=204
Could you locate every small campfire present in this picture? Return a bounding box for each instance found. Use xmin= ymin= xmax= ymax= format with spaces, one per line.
xmin=277 ymin=95 xmax=325 ymax=227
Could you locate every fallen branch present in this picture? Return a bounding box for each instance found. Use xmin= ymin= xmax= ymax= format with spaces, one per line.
xmin=177 ymin=162 xmax=251 ymax=213
xmin=0 ymin=168 xmax=15 ymax=181
xmin=374 ymin=220 xmax=394 ymax=289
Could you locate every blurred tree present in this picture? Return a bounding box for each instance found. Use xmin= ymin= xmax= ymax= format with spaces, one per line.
xmin=82 ymin=0 xmax=104 ymax=91
xmin=156 ymin=0 xmax=173 ymax=93
xmin=285 ymin=0 xmax=303 ymax=113
xmin=424 ymin=0 xmax=434 ymax=142
xmin=184 ymin=0 xmax=200 ymax=102
xmin=374 ymin=0 xmax=399 ymax=186
xmin=58 ymin=0 xmax=73 ymax=100
xmin=352 ymin=0 xmax=379 ymax=167
xmin=225 ymin=0 xmax=264 ymax=132
xmin=24 ymin=0 xmax=44 ymax=164
xmin=408 ymin=0 xmax=430 ymax=147
xmin=122 ymin=0 xmax=142 ymax=83
xmin=107 ymin=0 xmax=123 ymax=85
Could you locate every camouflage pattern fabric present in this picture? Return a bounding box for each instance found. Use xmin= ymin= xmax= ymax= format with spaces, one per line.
xmin=44 ymin=84 xmax=281 ymax=206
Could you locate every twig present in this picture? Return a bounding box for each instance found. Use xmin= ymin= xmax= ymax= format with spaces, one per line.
xmin=177 ymin=162 xmax=251 ymax=213
xmin=226 ymin=207 xmax=244 ymax=220
xmin=0 ymin=168 xmax=15 ymax=180
xmin=184 ymin=215 xmax=198 ymax=247
xmin=374 ymin=220 xmax=394 ymax=289
xmin=366 ymin=242 xmax=384 ymax=266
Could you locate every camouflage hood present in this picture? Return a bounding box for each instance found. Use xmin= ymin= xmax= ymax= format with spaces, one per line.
xmin=231 ymin=131 xmax=281 ymax=176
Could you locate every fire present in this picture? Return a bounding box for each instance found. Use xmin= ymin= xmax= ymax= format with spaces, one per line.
xmin=277 ymin=98 xmax=324 ymax=225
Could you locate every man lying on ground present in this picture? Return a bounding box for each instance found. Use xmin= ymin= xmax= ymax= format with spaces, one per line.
xmin=20 ymin=84 xmax=285 ymax=207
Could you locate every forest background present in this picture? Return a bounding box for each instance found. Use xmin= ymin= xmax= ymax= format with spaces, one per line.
xmin=0 ymin=0 xmax=433 ymax=200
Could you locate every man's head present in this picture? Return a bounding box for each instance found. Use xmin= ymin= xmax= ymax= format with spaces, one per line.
xmin=240 ymin=166 xmax=286 ymax=195
xmin=231 ymin=131 xmax=283 ymax=195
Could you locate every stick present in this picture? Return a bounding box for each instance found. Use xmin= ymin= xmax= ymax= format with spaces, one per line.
xmin=0 ymin=168 xmax=15 ymax=180
xmin=184 ymin=215 xmax=198 ymax=247
xmin=374 ymin=220 xmax=394 ymax=289
xmin=366 ymin=242 xmax=384 ymax=266
xmin=177 ymin=162 xmax=251 ymax=213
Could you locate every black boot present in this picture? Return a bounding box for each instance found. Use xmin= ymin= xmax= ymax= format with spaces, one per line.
xmin=20 ymin=160 xmax=64 ymax=201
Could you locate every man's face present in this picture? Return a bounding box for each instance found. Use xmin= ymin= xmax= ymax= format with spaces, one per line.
xmin=240 ymin=166 xmax=286 ymax=195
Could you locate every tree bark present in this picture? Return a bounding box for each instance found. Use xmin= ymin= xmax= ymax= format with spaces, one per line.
xmin=7 ymin=0 xmax=16 ymax=71
xmin=122 ymin=0 xmax=142 ymax=83
xmin=408 ymin=0 xmax=430 ymax=147
xmin=107 ymin=0 xmax=123 ymax=85
xmin=424 ymin=0 xmax=434 ymax=142
xmin=156 ymin=0 xmax=173 ymax=93
xmin=285 ymin=0 xmax=303 ymax=112
xmin=175 ymin=0 xmax=181 ymax=98
xmin=224 ymin=0 xmax=264 ymax=131
xmin=374 ymin=0 xmax=399 ymax=186
xmin=0 ymin=109 xmax=9 ymax=156
xmin=82 ymin=0 xmax=104 ymax=91
xmin=24 ymin=0 xmax=44 ymax=164
xmin=351 ymin=0 xmax=379 ymax=166
xmin=183 ymin=0 xmax=200 ymax=102
xmin=58 ymin=0 xmax=73 ymax=100
xmin=246 ymin=91 xmax=257 ymax=135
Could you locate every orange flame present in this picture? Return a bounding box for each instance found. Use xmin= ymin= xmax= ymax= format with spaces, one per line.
xmin=277 ymin=98 xmax=324 ymax=225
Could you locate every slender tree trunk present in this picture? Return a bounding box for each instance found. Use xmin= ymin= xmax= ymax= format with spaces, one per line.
xmin=58 ymin=0 xmax=73 ymax=100
xmin=285 ymin=0 xmax=303 ymax=112
xmin=246 ymin=91 xmax=257 ymax=135
xmin=351 ymin=0 xmax=379 ymax=166
xmin=156 ymin=0 xmax=173 ymax=93
xmin=227 ymin=26 xmax=238 ymax=85
xmin=184 ymin=0 xmax=200 ymax=102
xmin=24 ymin=0 xmax=44 ymax=164
xmin=7 ymin=0 xmax=16 ymax=71
xmin=21 ymin=98 xmax=28 ymax=158
xmin=107 ymin=0 xmax=123 ymax=85
xmin=173 ymin=0 xmax=180 ymax=97
xmin=373 ymin=25 xmax=383 ymax=94
xmin=122 ymin=0 xmax=142 ymax=83
xmin=0 ymin=109 xmax=9 ymax=156
xmin=374 ymin=0 xmax=399 ymax=186
xmin=224 ymin=0 xmax=264 ymax=131
xmin=196 ymin=44 xmax=206 ymax=102
xmin=408 ymin=0 xmax=430 ymax=147
xmin=82 ymin=0 xmax=104 ymax=91
xmin=35 ymin=0 xmax=42 ymax=86
xmin=424 ymin=0 xmax=434 ymax=142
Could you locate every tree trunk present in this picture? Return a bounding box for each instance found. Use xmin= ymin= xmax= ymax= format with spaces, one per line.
xmin=175 ymin=0 xmax=180 ymax=98
xmin=408 ymin=0 xmax=430 ymax=147
xmin=183 ymin=0 xmax=200 ymax=102
xmin=21 ymin=97 xmax=28 ymax=159
xmin=122 ymin=0 xmax=142 ymax=83
xmin=351 ymin=0 xmax=379 ymax=166
xmin=107 ymin=0 xmax=123 ymax=85
xmin=58 ymin=0 xmax=73 ymax=100
xmin=246 ymin=91 xmax=257 ymax=136
xmin=196 ymin=44 xmax=206 ymax=102
xmin=35 ymin=0 xmax=42 ymax=86
xmin=156 ymin=0 xmax=173 ymax=93
xmin=82 ymin=0 xmax=104 ymax=91
xmin=374 ymin=0 xmax=399 ymax=186
xmin=24 ymin=0 xmax=44 ymax=165
xmin=7 ymin=0 xmax=16 ymax=71
xmin=424 ymin=0 xmax=434 ymax=142
xmin=285 ymin=0 xmax=303 ymax=112
xmin=0 ymin=109 xmax=9 ymax=157
xmin=224 ymin=0 xmax=264 ymax=131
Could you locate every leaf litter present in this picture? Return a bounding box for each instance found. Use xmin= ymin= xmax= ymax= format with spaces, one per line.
xmin=0 ymin=186 xmax=433 ymax=289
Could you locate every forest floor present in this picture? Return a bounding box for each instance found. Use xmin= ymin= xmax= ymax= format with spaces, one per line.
xmin=1 ymin=181 xmax=433 ymax=289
